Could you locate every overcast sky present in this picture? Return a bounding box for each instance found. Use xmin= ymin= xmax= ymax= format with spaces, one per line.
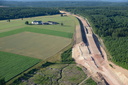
xmin=2 ymin=0 xmax=128 ymax=2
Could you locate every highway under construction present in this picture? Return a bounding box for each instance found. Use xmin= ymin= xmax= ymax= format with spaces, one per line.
xmin=59 ymin=11 xmax=128 ymax=85
xmin=72 ymin=14 xmax=128 ymax=85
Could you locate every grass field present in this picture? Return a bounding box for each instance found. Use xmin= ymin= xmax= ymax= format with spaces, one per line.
xmin=0 ymin=32 xmax=71 ymax=59
xmin=13 ymin=43 xmax=96 ymax=85
xmin=0 ymin=15 xmax=78 ymax=33
xmin=0 ymin=15 xmax=77 ymax=60
xmin=0 ymin=14 xmax=78 ymax=83
xmin=0 ymin=27 xmax=73 ymax=38
xmin=0 ymin=51 xmax=40 ymax=82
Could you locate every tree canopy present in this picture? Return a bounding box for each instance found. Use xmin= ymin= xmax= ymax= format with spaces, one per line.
xmin=62 ymin=7 xmax=128 ymax=69
xmin=0 ymin=7 xmax=60 ymax=20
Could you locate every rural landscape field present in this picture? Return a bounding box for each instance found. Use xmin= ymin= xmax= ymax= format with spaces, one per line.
xmin=0 ymin=14 xmax=79 ymax=83
xmin=0 ymin=0 xmax=128 ymax=85
xmin=0 ymin=11 xmax=96 ymax=85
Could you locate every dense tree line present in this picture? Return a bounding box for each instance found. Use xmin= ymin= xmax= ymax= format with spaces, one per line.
xmin=1 ymin=1 xmax=128 ymax=7
xmin=0 ymin=7 xmax=60 ymax=20
xmin=62 ymin=7 xmax=128 ymax=69
xmin=0 ymin=76 xmax=5 ymax=85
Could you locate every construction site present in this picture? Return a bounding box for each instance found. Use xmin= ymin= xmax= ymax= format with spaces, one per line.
xmin=60 ymin=11 xmax=128 ymax=85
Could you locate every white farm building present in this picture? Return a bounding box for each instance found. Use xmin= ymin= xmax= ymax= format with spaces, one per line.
xmin=31 ymin=21 xmax=59 ymax=25
xmin=31 ymin=21 xmax=43 ymax=25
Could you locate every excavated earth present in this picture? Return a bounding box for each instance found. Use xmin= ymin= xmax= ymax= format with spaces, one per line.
xmin=60 ymin=11 xmax=128 ymax=85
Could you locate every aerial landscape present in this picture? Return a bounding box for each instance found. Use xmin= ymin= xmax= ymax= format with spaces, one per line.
xmin=0 ymin=0 xmax=128 ymax=85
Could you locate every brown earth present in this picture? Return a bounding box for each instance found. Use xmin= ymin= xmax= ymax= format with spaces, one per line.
xmin=60 ymin=11 xmax=128 ymax=85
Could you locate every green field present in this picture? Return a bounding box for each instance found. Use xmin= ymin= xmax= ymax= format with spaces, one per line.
xmin=13 ymin=43 xmax=96 ymax=85
xmin=0 ymin=27 xmax=73 ymax=38
xmin=0 ymin=15 xmax=78 ymax=33
xmin=0 ymin=32 xmax=71 ymax=59
xmin=0 ymin=15 xmax=78 ymax=82
xmin=0 ymin=51 xmax=40 ymax=82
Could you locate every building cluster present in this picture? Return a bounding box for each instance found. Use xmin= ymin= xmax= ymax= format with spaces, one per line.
xmin=31 ymin=21 xmax=59 ymax=25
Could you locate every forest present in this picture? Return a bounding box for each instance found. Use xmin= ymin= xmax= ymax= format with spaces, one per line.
xmin=62 ymin=7 xmax=128 ymax=69
xmin=0 ymin=7 xmax=60 ymax=20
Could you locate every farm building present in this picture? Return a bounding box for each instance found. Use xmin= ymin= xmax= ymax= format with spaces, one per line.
xmin=31 ymin=21 xmax=59 ymax=25
xmin=47 ymin=21 xmax=59 ymax=25
xmin=43 ymin=22 xmax=50 ymax=25
xmin=31 ymin=21 xmax=43 ymax=25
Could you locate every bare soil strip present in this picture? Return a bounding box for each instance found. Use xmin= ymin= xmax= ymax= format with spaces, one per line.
xmin=60 ymin=11 xmax=128 ymax=85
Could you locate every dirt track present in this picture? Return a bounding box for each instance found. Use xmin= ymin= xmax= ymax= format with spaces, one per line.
xmin=60 ymin=11 xmax=128 ymax=85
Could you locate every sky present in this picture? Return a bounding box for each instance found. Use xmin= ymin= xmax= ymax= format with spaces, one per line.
xmin=2 ymin=0 xmax=128 ymax=2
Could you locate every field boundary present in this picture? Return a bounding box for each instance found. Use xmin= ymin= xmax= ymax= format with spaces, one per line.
xmin=6 ymin=24 xmax=75 ymax=85
xmin=0 ymin=27 xmax=73 ymax=38
xmin=0 ymin=51 xmax=41 ymax=82
xmin=6 ymin=39 xmax=74 ymax=85
xmin=5 ymin=15 xmax=78 ymax=85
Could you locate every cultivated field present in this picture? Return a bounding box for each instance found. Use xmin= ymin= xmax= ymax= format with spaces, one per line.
xmin=0 ymin=27 xmax=73 ymax=38
xmin=0 ymin=51 xmax=40 ymax=81
xmin=0 ymin=15 xmax=78 ymax=33
xmin=0 ymin=14 xmax=78 ymax=82
xmin=0 ymin=32 xmax=71 ymax=59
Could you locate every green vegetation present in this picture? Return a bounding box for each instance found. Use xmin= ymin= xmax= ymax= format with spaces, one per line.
xmin=0 ymin=27 xmax=73 ymax=38
xmin=104 ymin=37 xmax=128 ymax=68
xmin=84 ymin=78 xmax=97 ymax=85
xmin=0 ymin=32 xmax=71 ymax=59
xmin=59 ymin=64 xmax=86 ymax=85
xmin=61 ymin=48 xmax=75 ymax=64
xmin=0 ymin=14 xmax=78 ymax=84
xmin=63 ymin=7 xmax=128 ymax=69
xmin=109 ymin=64 xmax=114 ymax=68
xmin=0 ymin=7 xmax=59 ymax=20
xmin=77 ymin=66 xmax=83 ymax=71
xmin=13 ymin=44 xmax=95 ymax=85
xmin=20 ymin=64 xmax=86 ymax=85
xmin=0 ymin=51 xmax=40 ymax=81
xmin=0 ymin=15 xmax=77 ymax=60
xmin=1 ymin=1 xmax=128 ymax=7
xmin=25 ymin=21 xmax=29 ymax=25
xmin=0 ymin=15 xmax=76 ymax=33
xmin=34 ymin=64 xmax=68 ymax=85
xmin=0 ymin=10 xmax=95 ymax=85
xmin=0 ymin=76 xmax=5 ymax=85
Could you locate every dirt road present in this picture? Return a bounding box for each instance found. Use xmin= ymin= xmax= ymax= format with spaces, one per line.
xmin=60 ymin=11 xmax=128 ymax=85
